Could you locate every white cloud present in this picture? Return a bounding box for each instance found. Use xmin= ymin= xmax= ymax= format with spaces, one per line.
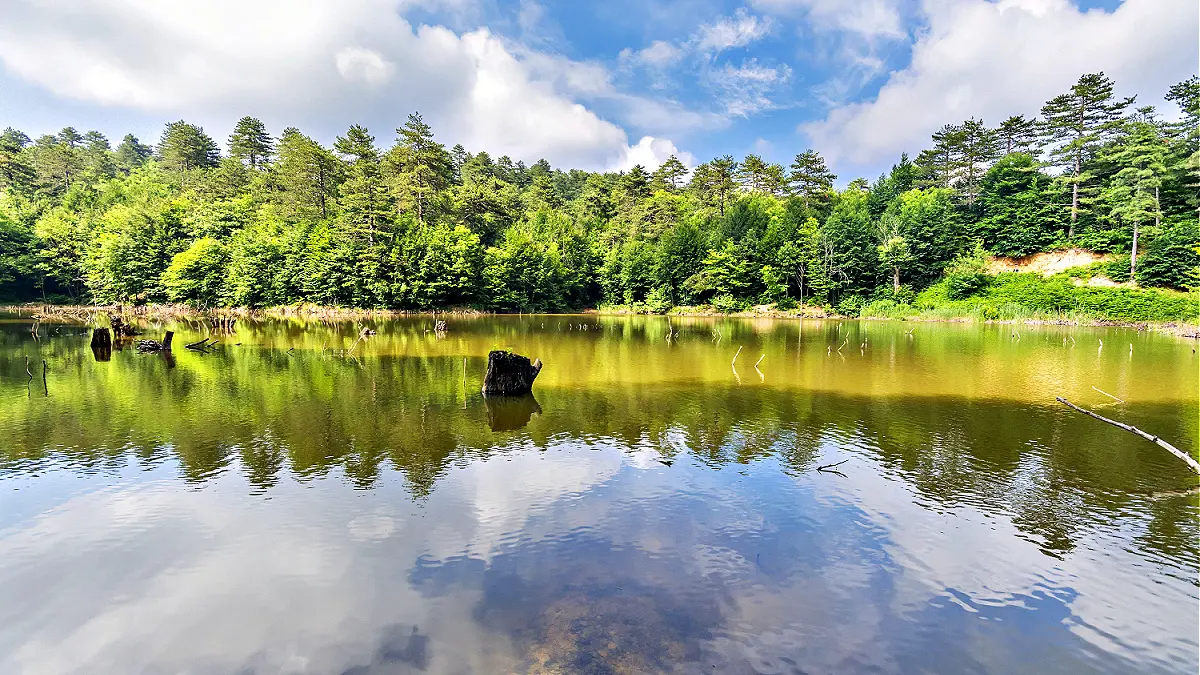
xmin=802 ymin=0 xmax=1200 ymax=174
xmin=710 ymin=60 xmax=793 ymax=116
xmin=0 ymin=0 xmax=694 ymax=171
xmin=620 ymin=40 xmax=684 ymax=69
xmin=610 ymin=136 xmax=696 ymax=172
xmin=696 ymin=8 xmax=775 ymax=52
xmin=752 ymin=0 xmax=905 ymax=39
xmin=334 ymin=47 xmax=395 ymax=87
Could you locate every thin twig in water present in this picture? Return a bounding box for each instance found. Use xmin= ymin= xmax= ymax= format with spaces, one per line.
xmin=817 ymin=459 xmax=848 ymax=472
xmin=732 ymin=345 xmax=742 ymax=366
xmin=1091 ymin=386 xmax=1124 ymax=404
xmin=24 ymin=356 xmax=32 ymax=381
xmin=755 ymin=354 xmax=764 ymax=368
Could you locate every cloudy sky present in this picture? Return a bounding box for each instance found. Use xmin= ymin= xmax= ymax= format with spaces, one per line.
xmin=0 ymin=0 xmax=1195 ymax=180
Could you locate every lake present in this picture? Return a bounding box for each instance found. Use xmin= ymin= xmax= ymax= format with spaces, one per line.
xmin=0 ymin=312 xmax=1196 ymax=674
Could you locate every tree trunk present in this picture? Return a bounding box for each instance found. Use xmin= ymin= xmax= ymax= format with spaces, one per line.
xmin=1069 ymin=158 xmax=1079 ymax=240
xmin=893 ymin=267 xmax=900 ymax=294
xmin=1130 ymin=219 xmax=1139 ymax=279
xmin=482 ymin=350 xmax=543 ymax=396
xmin=1154 ymin=185 xmax=1160 ymax=227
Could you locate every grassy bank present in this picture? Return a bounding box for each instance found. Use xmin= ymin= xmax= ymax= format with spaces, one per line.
xmin=857 ymin=273 xmax=1198 ymax=324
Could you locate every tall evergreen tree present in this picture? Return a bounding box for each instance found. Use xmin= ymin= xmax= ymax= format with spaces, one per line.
xmin=916 ymin=123 xmax=964 ymax=190
xmin=228 ymin=116 xmax=274 ymax=169
xmin=690 ymin=156 xmax=738 ymax=215
xmin=334 ymin=125 xmax=390 ymax=244
xmin=115 ymin=134 xmax=152 ymax=172
xmin=390 ymin=112 xmax=452 ymax=226
xmin=1039 ymin=72 xmax=1133 ymax=238
xmin=996 ymin=115 xmax=1039 ymax=155
xmin=787 ymin=149 xmax=836 ymax=211
xmin=650 ymin=155 xmax=688 ymax=192
xmin=1103 ymin=108 xmax=1168 ymax=278
xmin=276 ymin=127 xmax=340 ymax=220
xmin=0 ymin=128 xmax=34 ymax=192
xmin=157 ymin=121 xmax=220 ymax=173
xmin=738 ymin=154 xmax=785 ymax=194
xmin=958 ymin=118 xmax=999 ymax=206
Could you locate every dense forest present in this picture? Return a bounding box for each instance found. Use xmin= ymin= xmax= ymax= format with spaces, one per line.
xmin=0 ymin=72 xmax=1196 ymax=314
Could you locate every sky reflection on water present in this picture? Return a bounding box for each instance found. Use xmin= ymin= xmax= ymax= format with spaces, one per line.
xmin=0 ymin=314 xmax=1196 ymax=674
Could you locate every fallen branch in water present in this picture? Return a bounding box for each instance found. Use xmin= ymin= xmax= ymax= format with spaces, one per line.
xmin=816 ymin=459 xmax=848 ymax=473
xmin=1056 ymin=397 xmax=1200 ymax=474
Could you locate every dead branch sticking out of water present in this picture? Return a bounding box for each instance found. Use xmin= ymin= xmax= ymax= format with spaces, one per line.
xmin=1056 ymin=397 xmax=1200 ymax=474
xmin=816 ymin=459 xmax=848 ymax=475
xmin=185 ymin=337 xmax=217 ymax=354
xmin=24 ymin=356 xmax=32 ymax=381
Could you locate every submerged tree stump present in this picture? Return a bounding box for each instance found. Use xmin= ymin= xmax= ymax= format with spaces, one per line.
xmin=90 ymin=328 xmax=112 ymax=362
xmin=482 ymin=350 xmax=543 ymax=396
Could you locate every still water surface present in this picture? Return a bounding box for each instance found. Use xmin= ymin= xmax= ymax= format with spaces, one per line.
xmin=0 ymin=313 xmax=1197 ymax=674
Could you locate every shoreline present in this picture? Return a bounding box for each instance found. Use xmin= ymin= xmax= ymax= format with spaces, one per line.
xmin=4 ymin=302 xmax=1196 ymax=338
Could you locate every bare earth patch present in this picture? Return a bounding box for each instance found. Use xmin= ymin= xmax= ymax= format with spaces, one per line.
xmin=987 ymin=248 xmax=1109 ymax=276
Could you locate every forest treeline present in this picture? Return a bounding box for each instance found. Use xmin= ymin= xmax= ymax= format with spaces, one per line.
xmin=0 ymin=72 xmax=1196 ymax=314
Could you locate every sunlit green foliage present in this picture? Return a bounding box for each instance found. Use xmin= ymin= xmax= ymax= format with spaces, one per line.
xmin=0 ymin=73 xmax=1195 ymax=317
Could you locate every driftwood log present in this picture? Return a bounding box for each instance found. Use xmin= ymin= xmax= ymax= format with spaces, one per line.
xmin=1056 ymin=397 xmax=1200 ymax=474
xmin=482 ymin=350 xmax=542 ymax=396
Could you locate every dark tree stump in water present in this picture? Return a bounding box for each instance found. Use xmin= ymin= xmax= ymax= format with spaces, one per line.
xmin=90 ymin=328 xmax=112 ymax=362
xmin=482 ymin=350 xmax=542 ymax=396
xmin=109 ymin=314 xmax=139 ymax=338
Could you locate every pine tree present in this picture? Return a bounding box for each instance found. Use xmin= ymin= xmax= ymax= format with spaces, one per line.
xmin=1103 ymin=108 xmax=1168 ymax=278
xmin=958 ymin=118 xmax=998 ymax=206
xmin=81 ymin=131 xmax=115 ymax=178
xmin=157 ymin=121 xmax=220 ymax=173
xmin=1164 ymin=76 xmax=1199 ymax=218
xmin=737 ymin=154 xmax=785 ymax=195
xmin=449 ymin=144 xmax=468 ymax=184
xmin=115 ymin=134 xmax=152 ymax=172
xmin=996 ymin=115 xmax=1038 ymax=155
xmin=276 ymin=127 xmax=341 ymax=220
xmin=916 ymin=123 xmax=964 ymax=190
xmin=787 ymin=149 xmax=836 ymax=211
xmin=0 ymin=128 xmax=34 ymax=192
xmin=650 ymin=155 xmax=688 ymax=192
xmin=690 ymin=156 xmax=738 ymax=215
xmin=334 ymin=125 xmax=390 ymax=244
xmin=57 ymin=127 xmax=83 ymax=149
xmin=390 ymin=112 xmax=452 ymax=226
xmin=1039 ymin=72 xmax=1133 ymax=239
xmin=228 ymin=116 xmax=274 ymax=169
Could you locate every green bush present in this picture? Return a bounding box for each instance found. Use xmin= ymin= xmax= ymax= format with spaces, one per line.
xmin=645 ymin=286 xmax=673 ymax=314
xmin=944 ymin=244 xmax=991 ymax=299
xmin=161 ymin=237 xmax=229 ymax=306
xmin=1136 ymin=223 xmax=1200 ymax=290
xmin=916 ymin=272 xmax=1198 ymax=322
xmin=711 ymin=293 xmax=743 ymax=313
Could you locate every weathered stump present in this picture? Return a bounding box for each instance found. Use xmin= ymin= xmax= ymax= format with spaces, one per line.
xmin=481 ymin=350 xmax=543 ymax=396
xmin=109 ymin=314 xmax=139 ymax=338
xmin=90 ymin=328 xmax=112 ymax=362
xmin=162 ymin=331 xmax=174 ymax=350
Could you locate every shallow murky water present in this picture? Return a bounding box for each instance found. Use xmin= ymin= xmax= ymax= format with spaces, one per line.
xmin=0 ymin=313 xmax=1197 ymax=674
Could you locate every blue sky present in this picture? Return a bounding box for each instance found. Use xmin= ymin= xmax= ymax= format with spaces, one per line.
xmin=0 ymin=0 xmax=1194 ymax=182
